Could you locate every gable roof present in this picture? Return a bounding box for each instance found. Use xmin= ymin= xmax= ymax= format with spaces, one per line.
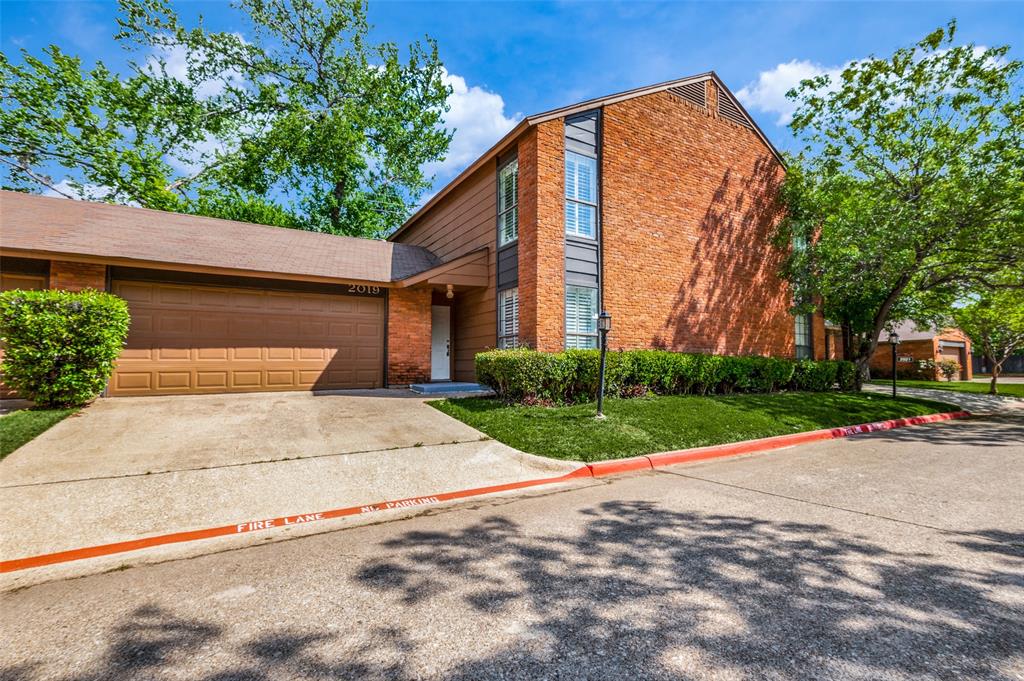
xmin=389 ymin=71 xmax=783 ymax=242
xmin=0 ymin=191 xmax=440 ymax=284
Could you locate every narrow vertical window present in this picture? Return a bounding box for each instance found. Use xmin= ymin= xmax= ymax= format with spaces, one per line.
xmin=795 ymin=313 xmax=813 ymax=359
xmin=497 ymin=287 xmax=519 ymax=349
xmin=497 ymin=159 xmax=518 ymax=246
xmin=565 ymin=151 xmax=597 ymax=238
xmin=565 ymin=285 xmax=598 ymax=349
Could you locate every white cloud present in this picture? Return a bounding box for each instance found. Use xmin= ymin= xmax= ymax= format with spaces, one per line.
xmin=737 ymin=59 xmax=846 ymax=126
xmin=145 ymin=40 xmax=246 ymax=100
xmin=425 ymin=70 xmax=521 ymax=182
xmin=42 ymin=179 xmax=140 ymax=206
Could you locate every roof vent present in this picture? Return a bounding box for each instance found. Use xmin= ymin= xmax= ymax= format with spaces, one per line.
xmin=717 ymin=93 xmax=752 ymax=128
xmin=668 ymin=81 xmax=706 ymax=109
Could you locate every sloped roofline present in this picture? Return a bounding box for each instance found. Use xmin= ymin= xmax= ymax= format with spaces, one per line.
xmin=389 ymin=71 xmax=785 ymax=242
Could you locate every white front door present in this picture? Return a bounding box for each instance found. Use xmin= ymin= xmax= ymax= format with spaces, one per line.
xmin=431 ymin=305 xmax=451 ymax=381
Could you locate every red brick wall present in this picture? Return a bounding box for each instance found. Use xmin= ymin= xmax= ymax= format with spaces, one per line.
xmin=49 ymin=260 xmax=106 ymax=291
xmin=597 ymin=85 xmax=796 ymax=357
xmin=518 ymin=121 xmax=566 ymax=351
xmin=387 ymin=287 xmax=432 ymax=385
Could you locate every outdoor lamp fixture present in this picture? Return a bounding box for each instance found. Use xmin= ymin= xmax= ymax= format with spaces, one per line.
xmin=596 ymin=311 xmax=612 ymax=419
xmin=446 ymin=284 xmax=454 ymax=300
xmin=888 ymin=331 xmax=901 ymax=399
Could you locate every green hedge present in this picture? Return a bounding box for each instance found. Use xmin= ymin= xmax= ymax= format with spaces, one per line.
xmin=476 ymin=348 xmax=856 ymax=403
xmin=0 ymin=289 xmax=130 ymax=407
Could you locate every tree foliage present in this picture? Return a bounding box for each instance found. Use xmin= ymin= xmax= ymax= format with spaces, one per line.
xmin=952 ymin=287 xmax=1024 ymax=394
xmin=775 ymin=22 xmax=1024 ymax=382
xmin=0 ymin=0 xmax=452 ymax=237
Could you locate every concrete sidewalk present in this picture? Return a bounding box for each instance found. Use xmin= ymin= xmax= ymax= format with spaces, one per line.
xmin=863 ymin=383 xmax=1023 ymax=414
xmin=1 ymin=391 xmax=582 ymax=589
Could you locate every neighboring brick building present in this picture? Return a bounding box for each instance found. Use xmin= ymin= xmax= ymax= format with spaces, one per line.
xmin=870 ymin=322 xmax=973 ymax=381
xmin=1 ymin=72 xmax=820 ymax=396
xmin=391 ymin=73 xmax=824 ymax=380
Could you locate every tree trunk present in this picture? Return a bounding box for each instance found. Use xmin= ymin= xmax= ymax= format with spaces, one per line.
xmin=329 ymin=179 xmax=346 ymax=231
xmin=989 ymin=355 xmax=1002 ymax=395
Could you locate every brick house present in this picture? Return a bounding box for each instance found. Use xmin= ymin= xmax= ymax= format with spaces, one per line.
xmin=390 ymin=72 xmax=824 ymax=381
xmin=0 ymin=72 xmax=822 ymax=397
xmin=869 ymin=322 xmax=973 ymax=381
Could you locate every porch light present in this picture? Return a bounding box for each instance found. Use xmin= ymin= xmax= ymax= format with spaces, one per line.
xmin=446 ymin=284 xmax=454 ymax=300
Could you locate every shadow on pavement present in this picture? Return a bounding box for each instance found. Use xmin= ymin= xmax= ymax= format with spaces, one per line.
xmin=19 ymin=500 xmax=1023 ymax=680
xmin=864 ymin=413 xmax=1024 ymax=448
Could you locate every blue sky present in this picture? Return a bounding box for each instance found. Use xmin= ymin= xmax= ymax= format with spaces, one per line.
xmin=3 ymin=0 xmax=1022 ymax=195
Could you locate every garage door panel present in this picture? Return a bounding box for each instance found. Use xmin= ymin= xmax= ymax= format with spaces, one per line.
xmin=196 ymin=371 xmax=229 ymax=389
xmin=231 ymin=290 xmax=264 ymax=308
xmin=267 ymin=346 xmax=296 ymax=361
xmin=114 ymin=372 xmax=153 ymax=391
xmin=157 ymin=372 xmax=192 ymax=390
xmin=196 ymin=347 xmax=229 ymax=361
xmin=231 ymin=346 xmax=262 ymax=361
xmin=158 ymin=314 xmax=192 ymax=335
xmin=231 ymin=371 xmax=262 ymax=388
xmin=194 ymin=315 xmax=230 ymax=336
xmin=156 ymin=347 xmax=191 ymax=361
xmin=111 ymin=280 xmax=384 ymax=396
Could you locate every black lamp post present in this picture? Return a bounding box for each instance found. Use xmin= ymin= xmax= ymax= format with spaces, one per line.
xmin=888 ymin=331 xmax=900 ymax=398
xmin=596 ymin=311 xmax=612 ymax=419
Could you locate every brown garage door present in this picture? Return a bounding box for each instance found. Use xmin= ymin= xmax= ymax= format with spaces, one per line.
xmin=110 ymin=279 xmax=384 ymax=396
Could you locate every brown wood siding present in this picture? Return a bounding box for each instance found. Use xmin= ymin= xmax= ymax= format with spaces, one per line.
xmin=398 ymin=163 xmax=499 ymax=381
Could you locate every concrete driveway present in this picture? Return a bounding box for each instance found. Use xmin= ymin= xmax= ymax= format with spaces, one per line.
xmin=1 ymin=391 xmax=581 ymax=586
xmin=2 ymin=413 xmax=1021 ymax=680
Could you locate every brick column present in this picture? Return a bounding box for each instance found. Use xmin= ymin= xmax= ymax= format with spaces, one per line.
xmin=49 ymin=260 xmax=107 ymax=291
xmin=387 ymin=287 xmax=432 ymax=385
xmin=518 ymin=121 xmax=565 ymax=351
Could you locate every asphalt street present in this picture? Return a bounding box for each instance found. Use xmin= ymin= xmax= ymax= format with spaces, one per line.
xmin=2 ymin=414 xmax=1022 ymax=680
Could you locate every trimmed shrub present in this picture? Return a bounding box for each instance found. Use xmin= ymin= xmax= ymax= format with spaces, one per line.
xmin=0 ymin=289 xmax=130 ymax=407
xmin=791 ymin=359 xmax=839 ymax=392
xmin=937 ymin=360 xmax=961 ymax=382
xmin=834 ymin=360 xmax=858 ymax=391
xmin=476 ymin=348 xmax=856 ymax=404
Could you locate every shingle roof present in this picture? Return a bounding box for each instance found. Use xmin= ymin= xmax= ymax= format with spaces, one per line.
xmin=0 ymin=191 xmax=439 ymax=283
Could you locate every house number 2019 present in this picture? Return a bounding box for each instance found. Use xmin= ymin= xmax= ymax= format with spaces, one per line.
xmin=348 ymin=285 xmax=380 ymax=294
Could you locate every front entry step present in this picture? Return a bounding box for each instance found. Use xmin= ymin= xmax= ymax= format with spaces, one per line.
xmin=409 ymin=382 xmax=491 ymax=395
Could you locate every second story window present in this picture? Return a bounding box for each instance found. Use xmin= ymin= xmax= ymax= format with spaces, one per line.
xmin=498 ymin=159 xmax=518 ymax=246
xmin=565 ymin=151 xmax=597 ymax=239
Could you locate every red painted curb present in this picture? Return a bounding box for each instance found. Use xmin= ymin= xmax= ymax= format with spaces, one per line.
xmin=0 ymin=410 xmax=969 ymax=574
xmin=647 ymin=410 xmax=971 ymax=468
xmin=587 ymin=455 xmax=653 ymax=477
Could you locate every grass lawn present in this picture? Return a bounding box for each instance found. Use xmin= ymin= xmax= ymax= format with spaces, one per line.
xmin=868 ymin=379 xmax=1024 ymax=398
xmin=0 ymin=408 xmax=78 ymax=460
xmin=432 ymin=392 xmax=956 ymax=462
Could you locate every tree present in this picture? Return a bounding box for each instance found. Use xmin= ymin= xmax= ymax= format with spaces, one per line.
xmin=0 ymin=0 xmax=452 ymax=237
xmin=952 ymin=287 xmax=1024 ymax=394
xmin=775 ymin=21 xmax=1024 ymax=386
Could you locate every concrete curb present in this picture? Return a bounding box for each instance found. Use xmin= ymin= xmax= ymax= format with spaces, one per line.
xmin=0 ymin=409 xmax=970 ymax=574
